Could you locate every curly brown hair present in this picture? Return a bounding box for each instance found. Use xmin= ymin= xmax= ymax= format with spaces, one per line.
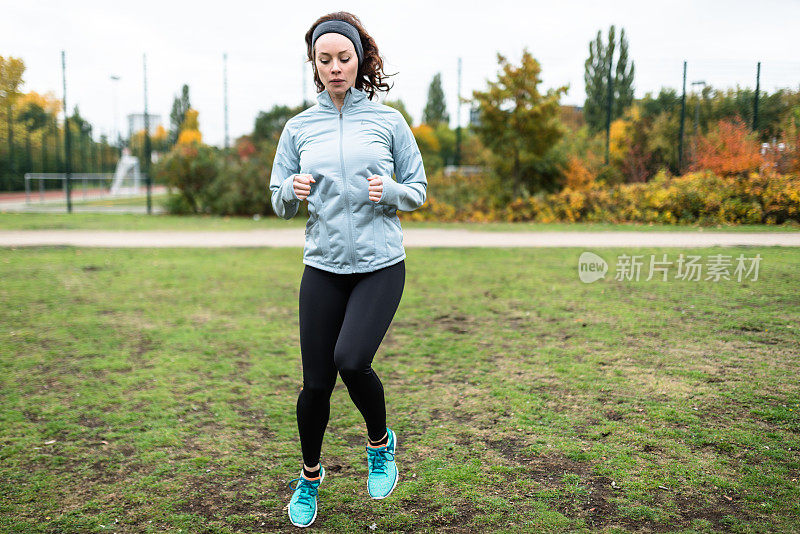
xmin=304 ymin=11 xmax=395 ymax=100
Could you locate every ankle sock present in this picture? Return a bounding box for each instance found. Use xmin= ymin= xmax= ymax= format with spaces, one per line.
xmin=368 ymin=430 xmax=388 ymax=447
xmin=302 ymin=464 xmax=321 ymax=480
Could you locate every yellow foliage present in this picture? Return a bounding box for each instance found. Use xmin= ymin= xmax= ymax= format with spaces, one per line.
xmin=153 ymin=124 xmax=168 ymax=142
xmin=411 ymin=124 xmax=440 ymax=153
xmin=177 ymin=108 xmax=201 ymax=145
xmin=182 ymin=108 xmax=199 ymax=131
xmin=18 ymin=90 xmax=61 ymax=115
xmin=0 ymin=55 xmax=25 ymax=100
xmin=177 ymin=129 xmax=202 ymax=145
xmin=609 ymin=117 xmax=630 ymax=163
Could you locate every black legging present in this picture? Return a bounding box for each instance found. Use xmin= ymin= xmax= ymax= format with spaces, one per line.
xmin=296 ymin=260 xmax=405 ymax=468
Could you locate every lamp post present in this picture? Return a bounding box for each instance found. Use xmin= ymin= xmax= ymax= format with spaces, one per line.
xmin=690 ymin=80 xmax=707 ymax=166
xmin=110 ymin=74 xmax=120 ymax=154
xmin=690 ymin=80 xmax=706 ymax=138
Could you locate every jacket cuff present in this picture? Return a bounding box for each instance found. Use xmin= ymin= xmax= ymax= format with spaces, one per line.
xmin=378 ymin=175 xmax=398 ymax=206
xmin=281 ymin=174 xmax=299 ymax=203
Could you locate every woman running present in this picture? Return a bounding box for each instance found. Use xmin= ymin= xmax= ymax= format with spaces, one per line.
xmin=268 ymin=11 xmax=428 ymax=528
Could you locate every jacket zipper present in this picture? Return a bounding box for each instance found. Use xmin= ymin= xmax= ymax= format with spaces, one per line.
xmin=338 ymin=107 xmax=358 ymax=270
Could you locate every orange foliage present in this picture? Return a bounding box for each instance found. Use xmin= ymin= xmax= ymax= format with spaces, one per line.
xmin=690 ymin=116 xmax=763 ymax=177
xmin=563 ymin=155 xmax=596 ymax=191
xmin=236 ymin=137 xmax=257 ymax=160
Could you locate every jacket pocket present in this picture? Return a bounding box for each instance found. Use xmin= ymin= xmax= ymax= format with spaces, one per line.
xmin=305 ymin=218 xmax=318 ymax=242
xmin=382 ymin=207 xmax=403 ymax=256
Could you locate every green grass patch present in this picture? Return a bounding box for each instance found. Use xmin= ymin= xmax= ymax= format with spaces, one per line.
xmin=1 ymin=245 xmax=798 ymax=532
xmin=1 ymin=211 xmax=799 ymax=232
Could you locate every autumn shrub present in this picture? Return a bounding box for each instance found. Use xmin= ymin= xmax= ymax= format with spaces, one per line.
xmin=689 ymin=116 xmax=763 ymax=177
xmin=205 ymin=154 xmax=272 ymax=216
xmin=410 ymin=167 xmax=799 ymax=226
xmin=562 ymin=155 xmax=597 ymax=191
xmin=411 ymin=124 xmax=443 ymax=175
xmin=155 ymin=142 xmax=220 ymax=214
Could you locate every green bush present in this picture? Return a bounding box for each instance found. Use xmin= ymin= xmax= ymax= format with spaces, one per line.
xmin=206 ymin=154 xmax=274 ymax=216
xmin=154 ymin=143 xmax=220 ymax=214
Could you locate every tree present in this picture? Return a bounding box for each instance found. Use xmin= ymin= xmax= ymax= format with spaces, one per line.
xmin=253 ymin=104 xmax=306 ymax=143
xmin=1 ymin=56 xmax=25 ymax=176
xmin=639 ymin=88 xmax=681 ymax=121
xmin=690 ymin=116 xmax=762 ymax=177
xmin=422 ymin=72 xmax=449 ymax=127
xmin=169 ymin=84 xmax=191 ymax=146
xmin=433 ymin=122 xmax=456 ymax=167
xmin=68 ymin=105 xmax=93 ymax=172
xmin=471 ymin=48 xmax=569 ymax=197
xmin=18 ymin=100 xmax=49 ymax=174
xmin=177 ymin=108 xmax=202 ymax=145
xmin=384 ymin=99 xmax=413 ymax=126
xmin=411 ymin=124 xmax=441 ymax=172
xmin=583 ymin=26 xmax=635 ymax=134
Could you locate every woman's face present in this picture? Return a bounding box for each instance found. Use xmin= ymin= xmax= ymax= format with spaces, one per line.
xmin=314 ymin=32 xmax=358 ymax=99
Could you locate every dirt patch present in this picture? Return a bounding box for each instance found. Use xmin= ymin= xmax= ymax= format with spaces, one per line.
xmin=394 ymin=495 xmax=481 ymax=532
xmin=230 ymin=397 xmax=275 ymax=440
xmin=432 ymin=313 xmax=475 ymax=334
xmin=437 ymin=430 xmax=757 ymax=532
xmin=472 ymin=437 xmax=619 ymax=530
xmin=78 ymin=414 xmax=106 ymax=429
xmin=127 ymin=333 xmax=158 ymax=369
xmin=638 ymin=486 xmax=754 ymax=532
xmin=172 ymin=469 xmax=268 ymax=527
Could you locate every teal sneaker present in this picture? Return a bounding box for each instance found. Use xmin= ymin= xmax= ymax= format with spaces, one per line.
xmin=286 ymin=465 xmax=325 ymax=528
xmin=365 ymin=428 xmax=398 ymax=499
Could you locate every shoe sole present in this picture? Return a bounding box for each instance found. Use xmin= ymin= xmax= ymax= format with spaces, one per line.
xmin=288 ymin=466 xmax=325 ymax=528
xmin=369 ymin=430 xmax=399 ymax=500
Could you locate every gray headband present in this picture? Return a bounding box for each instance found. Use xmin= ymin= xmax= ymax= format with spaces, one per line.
xmin=311 ymin=20 xmax=364 ymax=66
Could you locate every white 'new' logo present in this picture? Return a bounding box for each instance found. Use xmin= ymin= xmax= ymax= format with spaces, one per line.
xmin=578 ymin=251 xmax=608 ymax=283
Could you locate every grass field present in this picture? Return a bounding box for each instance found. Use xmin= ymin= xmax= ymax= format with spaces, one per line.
xmin=0 ymin=193 xmax=169 ymax=213
xmin=1 ymin=244 xmax=798 ymax=533
xmin=1 ymin=211 xmax=800 ymax=232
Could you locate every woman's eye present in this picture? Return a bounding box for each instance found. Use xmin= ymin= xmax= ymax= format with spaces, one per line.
xmin=320 ymin=60 xmax=329 ymax=64
xmin=341 ymin=57 xmax=350 ymax=62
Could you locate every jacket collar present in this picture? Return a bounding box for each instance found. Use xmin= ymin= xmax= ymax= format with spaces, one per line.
xmin=316 ymin=85 xmax=367 ymax=112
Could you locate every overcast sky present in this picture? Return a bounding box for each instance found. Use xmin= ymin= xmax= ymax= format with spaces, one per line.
xmin=3 ymin=0 xmax=798 ymax=147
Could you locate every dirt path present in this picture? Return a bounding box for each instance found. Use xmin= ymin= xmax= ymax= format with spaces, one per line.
xmin=1 ymin=229 xmax=798 ymax=247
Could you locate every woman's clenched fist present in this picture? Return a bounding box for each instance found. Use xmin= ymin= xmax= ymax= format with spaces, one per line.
xmin=367 ymin=175 xmax=383 ymax=203
xmin=293 ymin=174 xmax=316 ymax=201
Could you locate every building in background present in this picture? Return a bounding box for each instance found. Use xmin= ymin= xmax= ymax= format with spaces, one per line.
xmin=559 ymin=105 xmax=585 ymax=131
xmin=126 ymin=113 xmax=162 ymax=140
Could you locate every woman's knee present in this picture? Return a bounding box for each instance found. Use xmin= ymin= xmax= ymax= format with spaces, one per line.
xmin=333 ymin=347 xmax=372 ymax=375
xmin=299 ymin=381 xmax=335 ymax=400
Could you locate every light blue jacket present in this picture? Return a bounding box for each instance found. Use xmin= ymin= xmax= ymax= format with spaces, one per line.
xmin=269 ymin=86 xmax=427 ymax=274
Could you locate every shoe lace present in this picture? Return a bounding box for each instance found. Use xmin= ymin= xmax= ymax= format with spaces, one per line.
xmin=366 ymin=445 xmax=395 ymax=476
xmin=287 ymin=477 xmax=319 ymax=508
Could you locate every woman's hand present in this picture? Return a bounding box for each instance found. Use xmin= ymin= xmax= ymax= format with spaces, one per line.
xmin=367 ymin=175 xmax=383 ymax=203
xmin=293 ymin=174 xmax=315 ymax=201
